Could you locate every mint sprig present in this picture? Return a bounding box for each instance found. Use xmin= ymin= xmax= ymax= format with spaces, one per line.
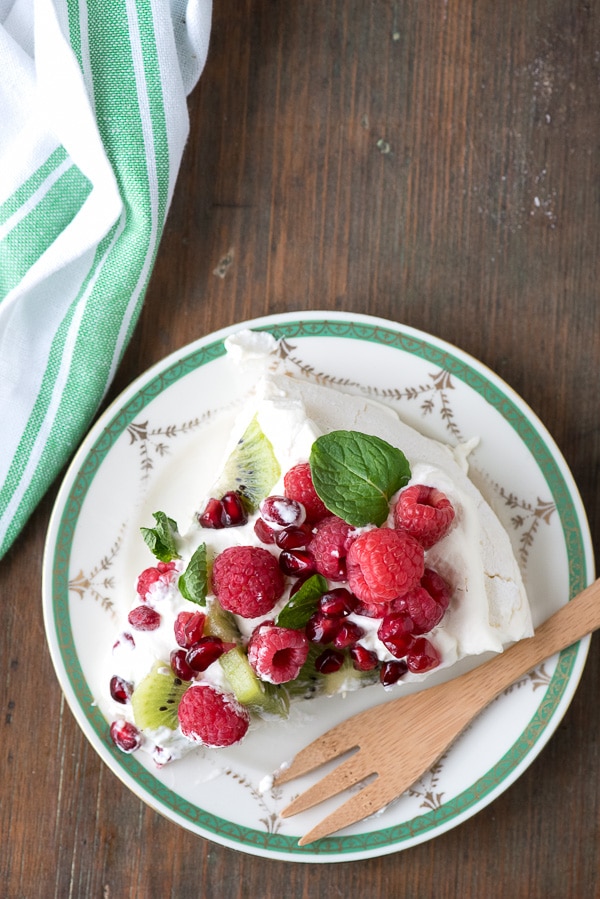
xmin=309 ymin=430 xmax=411 ymax=526
xmin=275 ymin=574 xmax=328 ymax=629
xmin=178 ymin=543 xmax=208 ymax=605
xmin=140 ymin=511 xmax=181 ymax=562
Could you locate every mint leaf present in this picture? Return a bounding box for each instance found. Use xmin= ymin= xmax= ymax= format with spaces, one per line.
xmin=309 ymin=430 xmax=411 ymax=526
xmin=178 ymin=544 xmax=208 ymax=605
xmin=140 ymin=511 xmax=181 ymax=562
xmin=276 ymin=574 xmax=328 ymax=629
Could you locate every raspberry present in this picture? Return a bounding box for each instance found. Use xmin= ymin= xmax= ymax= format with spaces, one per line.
xmin=283 ymin=462 xmax=329 ymax=523
xmin=391 ymin=590 xmax=442 ymax=634
xmin=247 ymin=624 xmax=309 ymax=684
xmin=178 ymin=684 xmax=250 ymax=747
xmin=391 ymin=567 xmax=451 ymax=632
xmin=308 ymin=515 xmax=356 ymax=580
xmin=128 ymin=605 xmax=161 ymax=631
xmin=136 ymin=561 xmax=177 ymax=599
xmin=393 ymin=485 xmax=455 ymax=548
xmin=346 ymin=528 xmax=424 ymax=605
xmin=421 ymin=567 xmax=451 ymax=611
xmin=211 ymin=546 xmax=285 ymax=618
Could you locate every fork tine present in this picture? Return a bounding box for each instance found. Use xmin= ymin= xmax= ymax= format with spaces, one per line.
xmin=280 ymin=751 xmax=375 ymax=818
xmin=295 ymin=775 xmax=402 ymax=846
xmin=274 ymin=719 xmax=364 ymax=785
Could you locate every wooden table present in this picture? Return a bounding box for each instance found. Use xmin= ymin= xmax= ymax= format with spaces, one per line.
xmin=3 ymin=2 xmax=599 ymax=896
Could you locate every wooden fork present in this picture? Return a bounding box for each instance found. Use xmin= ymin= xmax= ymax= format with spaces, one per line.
xmin=274 ymin=576 xmax=600 ymax=845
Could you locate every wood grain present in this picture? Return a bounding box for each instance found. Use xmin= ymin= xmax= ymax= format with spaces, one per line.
xmin=2 ymin=1 xmax=599 ymax=896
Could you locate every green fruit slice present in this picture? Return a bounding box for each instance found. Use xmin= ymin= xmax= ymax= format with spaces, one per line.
xmin=213 ymin=414 xmax=280 ymax=512
xmin=131 ymin=662 xmax=190 ymax=731
xmin=322 ymin=654 xmax=378 ymax=696
xmin=204 ymin=598 xmax=241 ymax=643
xmin=219 ymin=647 xmax=289 ymax=718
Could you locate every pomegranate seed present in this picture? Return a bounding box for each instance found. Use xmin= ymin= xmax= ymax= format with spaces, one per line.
xmin=406 ymin=637 xmax=441 ymax=673
xmin=109 ymin=675 xmax=133 ymax=704
xmin=349 ymin=644 xmax=379 ymax=671
xmin=305 ymin=611 xmax=341 ymax=644
xmin=377 ymin=612 xmax=415 ymax=658
xmin=315 ymin=648 xmax=345 ymax=674
xmin=260 ymin=495 xmax=306 ymax=528
xmin=254 ymin=517 xmax=277 ymax=544
xmin=333 ymin=621 xmax=365 ymax=649
xmin=199 ymin=497 xmax=225 ymax=528
xmin=174 ymin=610 xmax=206 ymax=648
xmin=380 ymin=659 xmax=408 ymax=686
xmin=170 ymin=648 xmax=196 ymax=681
xmin=319 ymin=587 xmax=358 ymax=618
xmin=421 ymin=567 xmax=451 ymax=611
xmin=128 ymin=606 xmax=161 ymax=631
xmin=279 ymin=549 xmax=315 ymax=576
xmin=110 ymin=719 xmax=142 ymax=753
xmin=221 ymin=491 xmax=248 ymax=526
xmin=275 ymin=524 xmax=313 ymax=550
xmin=186 ymin=636 xmax=227 ymax=672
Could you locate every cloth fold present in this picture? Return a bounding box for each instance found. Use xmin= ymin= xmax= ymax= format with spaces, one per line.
xmin=0 ymin=0 xmax=212 ymax=557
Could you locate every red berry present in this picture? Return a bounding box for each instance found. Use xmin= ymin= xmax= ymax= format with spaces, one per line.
xmin=319 ymin=587 xmax=358 ymax=618
xmin=247 ymin=625 xmax=310 ymax=684
xmin=128 ymin=605 xmax=161 ymax=631
xmin=349 ymin=644 xmax=379 ymax=671
xmin=109 ymin=675 xmax=133 ymax=704
xmin=110 ymin=719 xmax=142 ymax=753
xmin=136 ymin=561 xmax=176 ymax=599
xmin=377 ymin=612 xmax=415 ymax=658
xmin=170 ymin=648 xmax=196 ymax=681
xmin=305 ymin=611 xmax=341 ymax=644
xmin=393 ymin=485 xmax=455 ymax=548
xmin=346 ymin=528 xmax=424 ymax=605
xmin=259 ymin=494 xmax=306 ymax=527
xmin=186 ymin=636 xmax=228 ymax=671
xmin=178 ymin=684 xmax=250 ymax=748
xmin=421 ymin=567 xmax=451 ymax=611
xmin=308 ymin=515 xmax=355 ymax=580
xmin=174 ymin=610 xmax=206 ymax=648
xmin=380 ymin=659 xmax=408 ymax=686
xmin=211 ymin=546 xmax=285 ymax=618
xmin=406 ymin=637 xmax=441 ymax=673
xmin=283 ymin=462 xmax=329 ymax=523
xmin=314 ymin=648 xmax=345 ymax=674
xmin=332 ymin=621 xmax=365 ymax=649
xmin=278 ymin=549 xmax=315 ymax=577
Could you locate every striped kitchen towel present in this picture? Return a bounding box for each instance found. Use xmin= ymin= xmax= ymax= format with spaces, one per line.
xmin=0 ymin=0 xmax=212 ymax=558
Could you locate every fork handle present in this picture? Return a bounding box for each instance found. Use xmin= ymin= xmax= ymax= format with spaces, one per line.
xmin=457 ymin=575 xmax=599 ymax=702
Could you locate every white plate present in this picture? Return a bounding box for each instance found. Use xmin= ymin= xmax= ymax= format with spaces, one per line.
xmin=43 ymin=311 xmax=595 ymax=862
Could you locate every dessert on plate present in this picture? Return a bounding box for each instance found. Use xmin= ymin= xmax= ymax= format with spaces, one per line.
xmin=105 ymin=330 xmax=533 ymax=765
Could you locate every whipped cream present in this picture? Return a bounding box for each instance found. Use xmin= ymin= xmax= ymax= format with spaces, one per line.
xmin=105 ymin=329 xmax=533 ymax=763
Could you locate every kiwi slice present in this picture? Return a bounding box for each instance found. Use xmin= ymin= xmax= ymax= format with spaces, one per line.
xmin=204 ymin=597 xmax=242 ymax=643
xmin=131 ymin=662 xmax=190 ymax=731
xmin=213 ymin=414 xmax=280 ymax=512
xmin=219 ymin=647 xmax=289 ymax=718
xmin=322 ymin=654 xmax=379 ymax=696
